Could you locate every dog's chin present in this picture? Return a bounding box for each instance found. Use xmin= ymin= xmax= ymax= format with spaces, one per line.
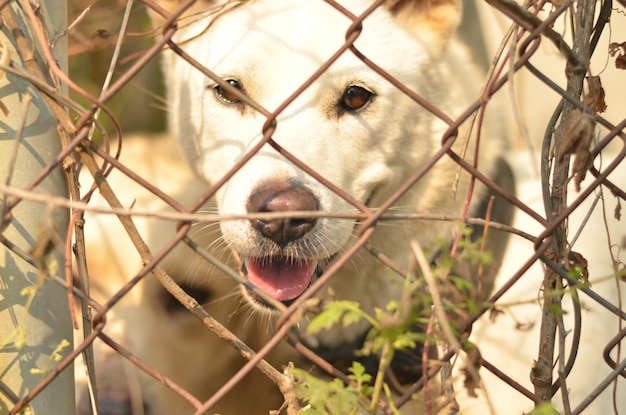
xmin=239 ymin=256 xmax=326 ymax=311
xmin=239 ymin=287 xmax=287 ymax=313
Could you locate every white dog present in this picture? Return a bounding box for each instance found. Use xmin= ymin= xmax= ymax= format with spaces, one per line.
xmin=78 ymin=0 xmax=512 ymax=411
xmin=147 ymin=0 xmax=514 ymax=412
xmin=155 ymin=0 xmax=512 ymax=338
xmin=78 ymin=0 xmax=626 ymax=412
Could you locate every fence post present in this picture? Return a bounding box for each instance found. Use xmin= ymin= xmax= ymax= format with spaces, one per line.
xmin=0 ymin=0 xmax=74 ymax=414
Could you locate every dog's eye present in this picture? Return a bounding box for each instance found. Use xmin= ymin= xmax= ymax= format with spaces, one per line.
xmin=340 ymin=85 xmax=373 ymax=112
xmin=214 ymin=79 xmax=243 ymax=104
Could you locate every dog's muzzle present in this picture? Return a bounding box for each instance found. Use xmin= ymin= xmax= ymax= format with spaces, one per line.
xmin=242 ymin=180 xmax=324 ymax=305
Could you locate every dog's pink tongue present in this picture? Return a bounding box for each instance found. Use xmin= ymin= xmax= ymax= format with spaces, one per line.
xmin=246 ymin=258 xmax=313 ymax=302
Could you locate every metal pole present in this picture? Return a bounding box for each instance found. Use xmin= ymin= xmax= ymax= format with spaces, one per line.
xmin=0 ymin=0 xmax=73 ymax=413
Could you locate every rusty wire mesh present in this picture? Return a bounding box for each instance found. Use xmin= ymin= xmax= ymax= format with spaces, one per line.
xmin=1 ymin=0 xmax=626 ymax=414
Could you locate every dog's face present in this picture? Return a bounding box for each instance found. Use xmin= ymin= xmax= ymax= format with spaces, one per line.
xmin=161 ymin=0 xmax=464 ymax=310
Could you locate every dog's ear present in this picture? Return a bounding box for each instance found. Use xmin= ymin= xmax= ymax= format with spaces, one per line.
xmin=385 ymin=0 xmax=462 ymax=52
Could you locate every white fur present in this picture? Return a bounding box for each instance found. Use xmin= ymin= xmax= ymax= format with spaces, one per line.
xmin=159 ymin=0 xmax=504 ymax=346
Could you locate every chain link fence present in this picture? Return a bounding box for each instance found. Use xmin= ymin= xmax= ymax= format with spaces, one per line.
xmin=1 ymin=0 xmax=625 ymax=414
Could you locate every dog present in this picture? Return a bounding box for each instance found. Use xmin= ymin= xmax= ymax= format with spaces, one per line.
xmin=78 ymin=0 xmax=626 ymax=412
xmin=153 ymin=0 xmax=513 ymax=340
xmin=78 ymin=0 xmax=516 ymax=413
xmin=147 ymin=0 xmax=515 ymax=411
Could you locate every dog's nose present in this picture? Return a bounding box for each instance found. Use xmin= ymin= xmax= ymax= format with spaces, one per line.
xmin=247 ymin=182 xmax=318 ymax=247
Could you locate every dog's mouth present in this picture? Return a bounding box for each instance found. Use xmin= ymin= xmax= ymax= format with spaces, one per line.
xmin=242 ymin=256 xmax=324 ymax=307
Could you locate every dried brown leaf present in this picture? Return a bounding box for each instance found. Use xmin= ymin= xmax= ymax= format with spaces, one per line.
xmin=29 ymin=222 xmax=62 ymax=286
xmin=559 ymin=109 xmax=594 ymax=161
xmin=462 ymin=346 xmax=482 ymax=398
xmin=559 ymin=109 xmax=595 ymax=191
xmin=489 ymin=307 xmax=504 ymax=323
xmin=609 ymin=42 xmax=626 ymax=70
xmin=545 ymin=250 xmax=558 ymax=262
xmin=571 ymin=148 xmax=592 ymax=191
xmin=567 ymin=251 xmax=589 ymax=283
xmin=515 ymin=321 xmax=535 ymax=331
xmin=583 ymin=76 xmax=607 ymax=113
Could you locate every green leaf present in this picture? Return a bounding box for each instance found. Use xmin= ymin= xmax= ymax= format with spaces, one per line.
xmin=291 ymin=368 xmax=359 ymax=415
xmin=347 ymin=361 xmax=373 ymax=396
xmin=392 ymin=331 xmax=424 ymax=350
xmin=292 ymin=368 xmax=333 ymax=409
xmin=342 ymin=308 xmax=365 ymax=327
xmin=307 ymin=301 xmax=365 ymax=335
xmin=385 ymin=300 xmax=399 ymax=312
